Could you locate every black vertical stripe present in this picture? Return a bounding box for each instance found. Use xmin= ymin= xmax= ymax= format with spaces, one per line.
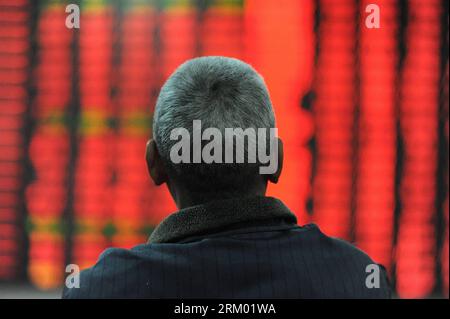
xmin=433 ymin=0 xmax=449 ymax=295
xmin=391 ymin=0 xmax=409 ymax=294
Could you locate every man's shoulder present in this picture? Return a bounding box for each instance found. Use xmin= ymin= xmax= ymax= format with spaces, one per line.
xmin=62 ymin=245 xmax=155 ymax=299
xmin=296 ymin=223 xmax=376 ymax=260
xmin=293 ymin=223 xmax=391 ymax=298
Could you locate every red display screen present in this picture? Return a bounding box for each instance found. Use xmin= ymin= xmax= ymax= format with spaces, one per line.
xmin=0 ymin=0 xmax=447 ymax=298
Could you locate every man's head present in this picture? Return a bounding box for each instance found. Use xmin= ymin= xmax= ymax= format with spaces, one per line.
xmin=146 ymin=56 xmax=283 ymax=208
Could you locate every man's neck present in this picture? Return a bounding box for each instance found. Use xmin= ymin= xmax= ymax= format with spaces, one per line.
xmin=171 ymin=186 xmax=267 ymax=210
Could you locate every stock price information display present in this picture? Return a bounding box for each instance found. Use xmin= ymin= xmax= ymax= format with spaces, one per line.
xmin=0 ymin=0 xmax=448 ymax=298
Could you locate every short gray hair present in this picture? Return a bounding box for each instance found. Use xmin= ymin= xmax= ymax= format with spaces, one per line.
xmin=153 ymin=56 xmax=276 ymax=193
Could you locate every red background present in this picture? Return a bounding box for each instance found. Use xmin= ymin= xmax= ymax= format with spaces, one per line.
xmin=0 ymin=0 xmax=448 ymax=298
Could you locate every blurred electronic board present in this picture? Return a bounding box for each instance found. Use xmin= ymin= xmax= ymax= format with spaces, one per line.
xmin=0 ymin=0 xmax=447 ymax=298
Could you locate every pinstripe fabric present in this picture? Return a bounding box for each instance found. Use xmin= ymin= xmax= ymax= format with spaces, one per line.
xmin=62 ymin=197 xmax=391 ymax=298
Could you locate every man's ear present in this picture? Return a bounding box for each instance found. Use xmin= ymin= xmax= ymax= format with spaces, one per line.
xmin=146 ymin=139 xmax=168 ymax=186
xmin=267 ymin=137 xmax=283 ymax=184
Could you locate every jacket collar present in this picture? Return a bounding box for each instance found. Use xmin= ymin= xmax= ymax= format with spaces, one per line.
xmin=149 ymin=196 xmax=298 ymax=244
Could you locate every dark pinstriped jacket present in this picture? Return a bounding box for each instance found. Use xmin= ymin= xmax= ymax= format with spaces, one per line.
xmin=62 ymin=196 xmax=391 ymax=299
